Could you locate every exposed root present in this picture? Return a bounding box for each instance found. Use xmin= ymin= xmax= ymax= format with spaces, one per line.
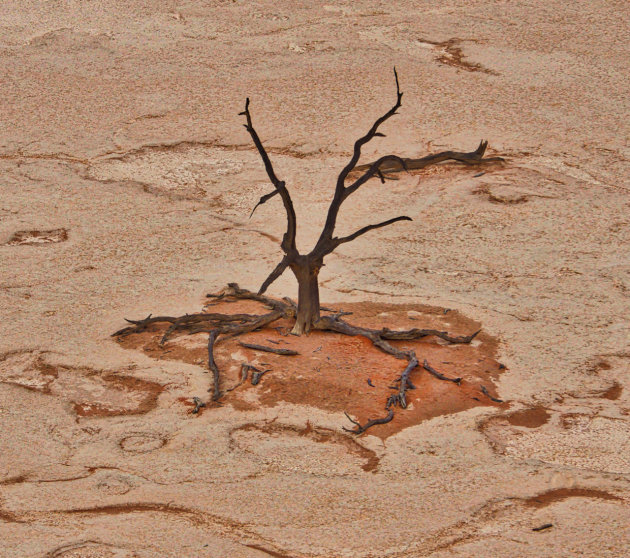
xmin=481 ymin=385 xmax=504 ymax=403
xmin=238 ymin=341 xmax=299 ymax=356
xmin=113 ymin=283 xmax=293 ymax=404
xmin=114 ymin=285 xmax=479 ymax=433
xmin=251 ymin=368 xmax=270 ymax=385
xmin=191 ymin=397 xmax=206 ymax=414
xmin=343 ymin=410 xmax=395 ymax=435
xmin=423 ymin=359 xmax=462 ymax=385
xmin=386 ymin=356 xmax=419 ymax=409
xmin=207 ymin=330 xmax=221 ymax=400
xmin=312 ymin=314 xmax=475 ymax=434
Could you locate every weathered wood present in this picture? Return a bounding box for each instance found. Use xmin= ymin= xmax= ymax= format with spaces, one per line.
xmin=239 ymin=342 xmax=298 ymax=356
xmin=114 ymin=72 xmax=502 ymax=430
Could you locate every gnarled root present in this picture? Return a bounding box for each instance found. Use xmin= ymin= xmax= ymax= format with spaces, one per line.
xmin=113 ymin=285 xmax=478 ymax=434
xmin=313 ymin=314 xmax=476 ymax=435
xmin=113 ymin=284 xmax=294 ymax=403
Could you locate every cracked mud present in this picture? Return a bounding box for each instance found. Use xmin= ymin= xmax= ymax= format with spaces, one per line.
xmin=1 ymin=1 xmax=628 ymax=556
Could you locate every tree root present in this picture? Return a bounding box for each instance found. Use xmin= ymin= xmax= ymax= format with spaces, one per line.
xmin=191 ymin=397 xmax=206 ymax=414
xmin=238 ymin=341 xmax=299 ymax=356
xmin=343 ymin=410 xmax=394 ymax=435
xmin=423 ymin=359 xmax=462 ymax=385
xmin=207 ymin=330 xmax=221 ymax=400
xmin=113 ymin=284 xmax=479 ymax=434
xmin=481 ymin=385 xmax=504 ymax=403
xmin=352 ymin=139 xmax=504 ymax=177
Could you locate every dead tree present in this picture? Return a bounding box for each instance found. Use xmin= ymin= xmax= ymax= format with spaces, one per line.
xmin=114 ymin=69 xmax=503 ymax=433
xmin=243 ymin=68 xmax=501 ymax=334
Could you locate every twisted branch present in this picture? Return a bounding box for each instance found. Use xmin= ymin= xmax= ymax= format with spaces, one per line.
xmin=240 ymin=98 xmax=298 ymax=257
xmin=314 ymin=68 xmax=404 ymax=255
xmin=353 ymin=139 xmax=504 ymax=176
xmin=331 ymin=215 xmax=412 ymax=250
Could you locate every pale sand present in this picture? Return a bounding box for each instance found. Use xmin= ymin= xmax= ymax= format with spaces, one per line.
xmin=1 ymin=1 xmax=628 ymax=556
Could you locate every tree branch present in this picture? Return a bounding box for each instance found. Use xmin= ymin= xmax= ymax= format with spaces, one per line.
xmin=344 ymin=154 xmax=409 ymax=197
xmin=353 ymin=139 xmax=504 ymax=176
xmin=249 ymin=190 xmax=279 ymax=219
xmin=240 ymin=99 xmax=298 ymax=255
xmin=331 ymin=215 xmax=412 ymax=250
xmin=258 ymin=257 xmax=289 ymax=295
xmin=314 ymin=68 xmax=403 ymax=254
xmin=336 ymin=68 xmax=403 ymax=190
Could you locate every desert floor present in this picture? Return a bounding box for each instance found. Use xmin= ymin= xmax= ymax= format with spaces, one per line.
xmin=1 ymin=1 xmax=629 ymax=557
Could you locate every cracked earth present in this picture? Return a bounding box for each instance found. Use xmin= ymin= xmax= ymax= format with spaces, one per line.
xmin=1 ymin=1 xmax=629 ymax=556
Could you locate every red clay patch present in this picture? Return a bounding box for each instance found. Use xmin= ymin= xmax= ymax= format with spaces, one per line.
xmin=118 ymin=298 xmax=507 ymax=438
xmin=600 ymin=381 xmax=623 ymax=400
xmin=0 ymin=351 xmax=164 ymax=418
xmin=524 ymin=488 xmax=623 ymax=508
xmin=506 ymin=406 xmax=551 ymax=428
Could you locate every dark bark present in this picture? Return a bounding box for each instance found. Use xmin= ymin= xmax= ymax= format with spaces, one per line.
xmin=238 ymin=342 xmax=299 ymax=356
xmin=207 ymin=330 xmax=221 ymax=400
xmin=242 ymin=69 xmax=502 ymax=336
xmin=290 ymin=256 xmax=322 ymax=335
xmin=114 ymin=72 xmax=504 ymax=432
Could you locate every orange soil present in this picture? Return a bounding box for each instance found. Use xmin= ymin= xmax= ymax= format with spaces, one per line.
xmin=118 ymin=298 xmax=507 ymax=438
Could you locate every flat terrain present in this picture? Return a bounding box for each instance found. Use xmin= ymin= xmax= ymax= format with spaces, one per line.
xmin=1 ymin=1 xmax=629 ymax=556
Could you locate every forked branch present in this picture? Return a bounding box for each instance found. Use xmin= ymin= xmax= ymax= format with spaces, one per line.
xmin=335 ymin=68 xmax=403 ymax=190
xmin=315 ymin=68 xmax=404 ymax=253
xmin=240 ymin=98 xmax=298 ymax=257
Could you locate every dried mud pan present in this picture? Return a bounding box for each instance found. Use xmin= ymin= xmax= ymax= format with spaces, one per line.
xmin=1 ymin=1 xmax=629 ymax=557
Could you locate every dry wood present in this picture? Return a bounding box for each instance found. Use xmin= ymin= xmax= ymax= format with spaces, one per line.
xmin=207 ymin=330 xmax=221 ymax=400
xmin=114 ymin=71 xmax=501 ymax=431
xmin=114 ymin=284 xmax=480 ymax=431
xmin=251 ymin=369 xmax=270 ymax=385
xmin=423 ymin=359 xmax=463 ymax=385
xmin=238 ymin=341 xmax=299 ymax=356
xmin=191 ymin=397 xmax=206 ymax=414
xmin=353 ymin=139 xmax=504 ymax=176
xmin=343 ymin=410 xmax=395 ymax=435
xmin=481 ymin=385 xmax=504 ymax=403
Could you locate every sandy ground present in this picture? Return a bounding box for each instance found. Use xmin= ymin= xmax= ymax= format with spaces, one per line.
xmin=1 ymin=1 xmax=629 ymax=556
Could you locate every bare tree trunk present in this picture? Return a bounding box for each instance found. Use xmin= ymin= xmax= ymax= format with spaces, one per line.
xmin=242 ymin=71 xmax=502 ymax=339
xmin=290 ymin=257 xmax=321 ymax=335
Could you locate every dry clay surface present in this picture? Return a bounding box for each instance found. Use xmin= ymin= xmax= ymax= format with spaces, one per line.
xmin=1 ymin=1 xmax=629 ymax=556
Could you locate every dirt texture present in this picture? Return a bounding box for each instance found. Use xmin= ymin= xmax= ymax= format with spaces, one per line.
xmin=1 ymin=1 xmax=629 ymax=557
xmin=117 ymin=297 xmax=506 ymax=438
